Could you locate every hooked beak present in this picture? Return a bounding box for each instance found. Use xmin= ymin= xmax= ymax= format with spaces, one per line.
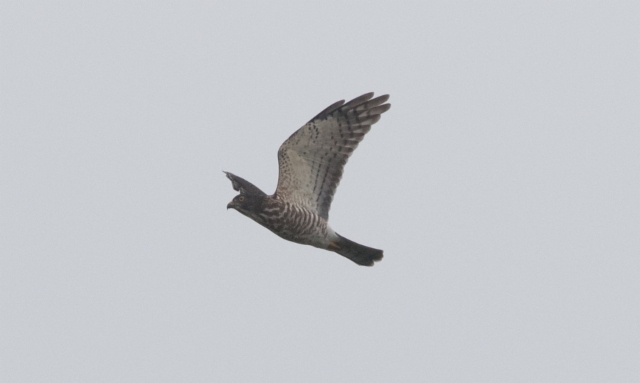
xmin=227 ymin=200 xmax=234 ymax=210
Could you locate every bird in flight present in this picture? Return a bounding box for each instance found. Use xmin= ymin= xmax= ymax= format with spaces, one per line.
xmin=225 ymin=92 xmax=391 ymax=266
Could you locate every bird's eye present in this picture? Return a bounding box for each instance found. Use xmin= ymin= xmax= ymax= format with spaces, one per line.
xmin=238 ymin=196 xmax=245 ymax=202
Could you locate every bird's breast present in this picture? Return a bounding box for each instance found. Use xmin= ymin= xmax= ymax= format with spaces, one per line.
xmin=253 ymin=200 xmax=328 ymax=247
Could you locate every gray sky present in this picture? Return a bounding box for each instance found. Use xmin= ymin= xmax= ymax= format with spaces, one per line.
xmin=1 ymin=1 xmax=638 ymax=382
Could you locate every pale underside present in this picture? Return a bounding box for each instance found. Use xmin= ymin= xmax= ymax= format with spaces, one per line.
xmin=274 ymin=92 xmax=390 ymax=220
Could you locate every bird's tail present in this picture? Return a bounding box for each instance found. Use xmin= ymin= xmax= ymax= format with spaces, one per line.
xmin=331 ymin=234 xmax=383 ymax=266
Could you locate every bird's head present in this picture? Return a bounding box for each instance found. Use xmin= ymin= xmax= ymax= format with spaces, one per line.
xmin=226 ymin=193 xmax=263 ymax=214
xmin=224 ymin=171 xmax=267 ymax=216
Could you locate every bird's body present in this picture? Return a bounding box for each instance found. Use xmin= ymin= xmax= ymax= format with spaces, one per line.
xmin=262 ymin=201 xmax=332 ymax=248
xmin=226 ymin=92 xmax=390 ymax=266
xmin=234 ymin=194 xmax=334 ymax=248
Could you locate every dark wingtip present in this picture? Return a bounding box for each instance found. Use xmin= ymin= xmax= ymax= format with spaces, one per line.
xmin=223 ymin=171 xmax=267 ymax=196
xmin=376 ymin=94 xmax=390 ymax=104
xmin=223 ymin=171 xmax=234 ymax=183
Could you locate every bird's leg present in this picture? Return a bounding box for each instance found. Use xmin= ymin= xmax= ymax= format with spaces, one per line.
xmin=327 ymin=241 xmax=341 ymax=252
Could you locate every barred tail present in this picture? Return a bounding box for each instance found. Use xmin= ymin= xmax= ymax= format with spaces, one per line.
xmin=332 ymin=234 xmax=383 ymax=266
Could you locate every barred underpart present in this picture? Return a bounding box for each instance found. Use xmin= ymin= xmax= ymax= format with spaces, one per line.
xmin=225 ymin=92 xmax=390 ymax=266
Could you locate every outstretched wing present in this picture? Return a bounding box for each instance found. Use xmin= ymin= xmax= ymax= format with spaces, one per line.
xmin=224 ymin=171 xmax=266 ymax=196
xmin=275 ymin=92 xmax=390 ymax=219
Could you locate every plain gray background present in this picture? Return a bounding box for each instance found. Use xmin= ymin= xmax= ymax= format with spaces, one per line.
xmin=1 ymin=1 xmax=638 ymax=382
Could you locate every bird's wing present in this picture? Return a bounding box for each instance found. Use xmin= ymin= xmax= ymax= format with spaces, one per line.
xmin=224 ymin=171 xmax=266 ymax=196
xmin=275 ymin=92 xmax=390 ymax=220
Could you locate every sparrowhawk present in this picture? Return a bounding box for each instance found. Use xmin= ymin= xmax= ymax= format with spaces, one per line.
xmin=225 ymin=92 xmax=390 ymax=266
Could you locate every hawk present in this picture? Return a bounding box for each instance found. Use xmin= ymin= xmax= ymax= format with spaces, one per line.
xmin=225 ymin=92 xmax=390 ymax=266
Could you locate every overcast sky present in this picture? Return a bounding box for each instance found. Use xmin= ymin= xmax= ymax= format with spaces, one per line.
xmin=1 ymin=1 xmax=638 ymax=382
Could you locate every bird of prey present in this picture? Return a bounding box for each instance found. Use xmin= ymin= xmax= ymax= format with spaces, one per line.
xmin=225 ymin=92 xmax=390 ymax=266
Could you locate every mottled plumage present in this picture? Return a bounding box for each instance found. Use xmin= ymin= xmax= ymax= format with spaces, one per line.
xmin=226 ymin=92 xmax=390 ymax=266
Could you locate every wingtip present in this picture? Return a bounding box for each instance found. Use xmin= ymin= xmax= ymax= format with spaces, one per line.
xmin=377 ymin=94 xmax=390 ymax=104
